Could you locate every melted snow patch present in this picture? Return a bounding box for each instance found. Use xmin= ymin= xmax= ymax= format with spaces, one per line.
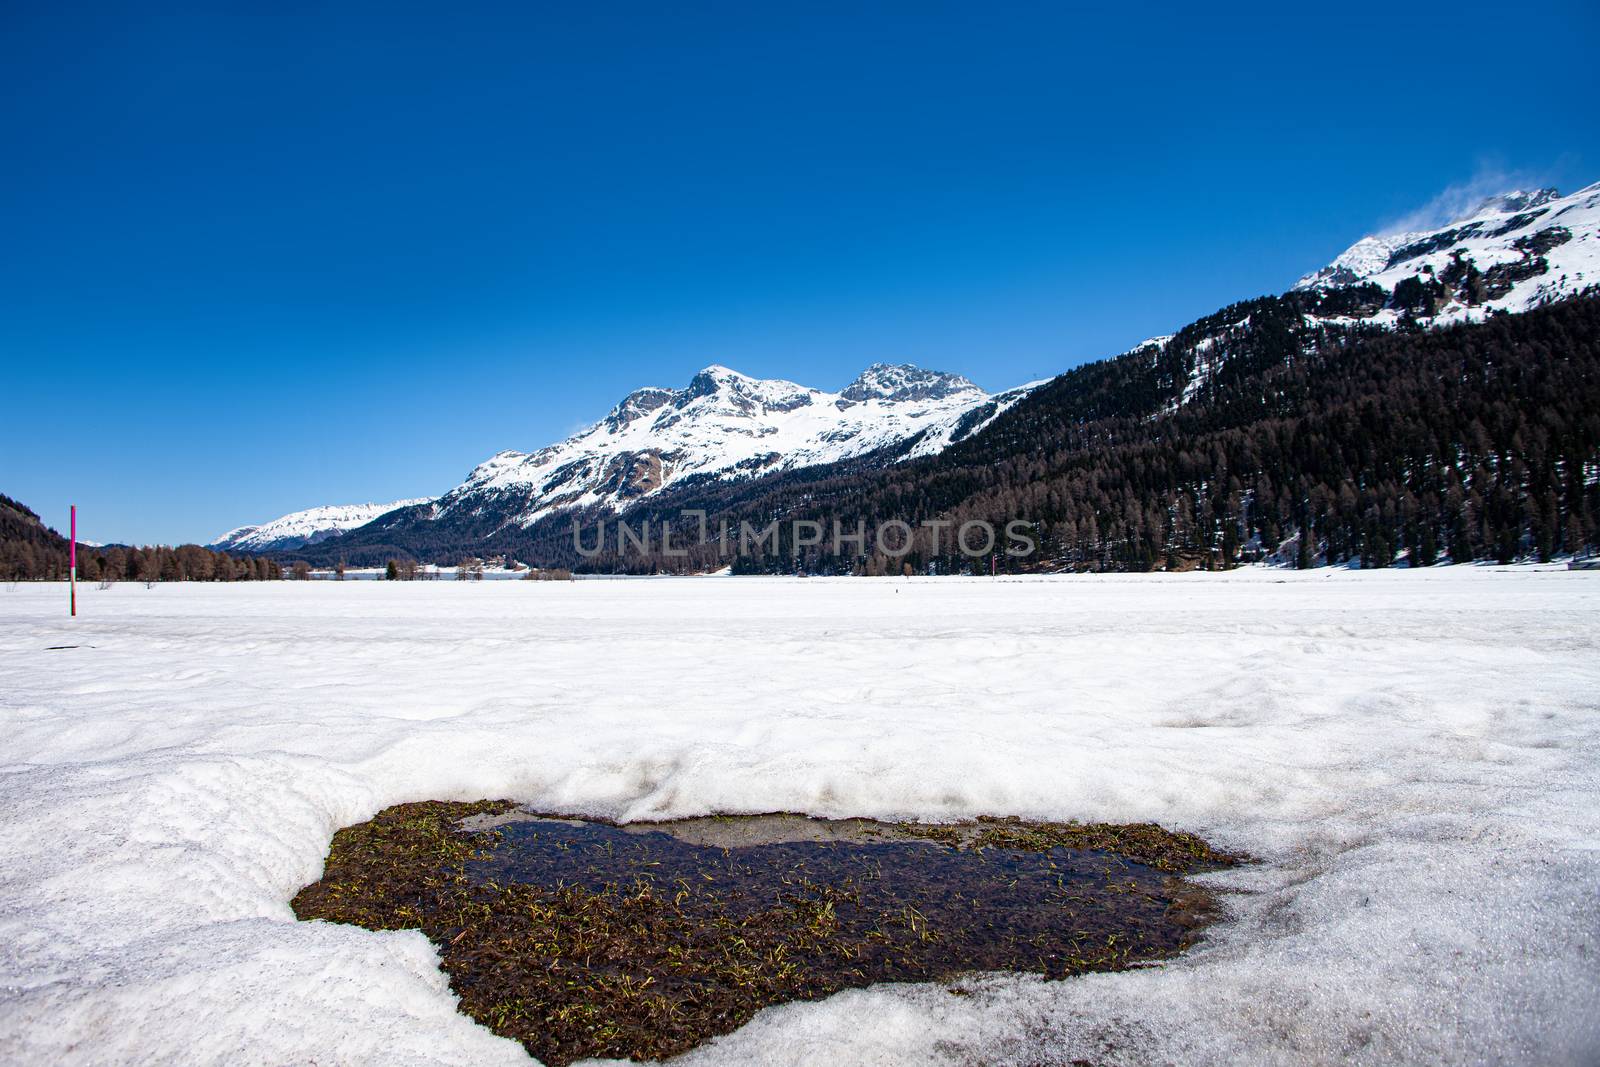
xmin=2 ymin=570 xmax=1598 ymax=1065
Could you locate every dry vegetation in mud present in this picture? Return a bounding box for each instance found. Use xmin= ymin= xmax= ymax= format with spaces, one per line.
xmin=292 ymin=802 xmax=1241 ymax=1065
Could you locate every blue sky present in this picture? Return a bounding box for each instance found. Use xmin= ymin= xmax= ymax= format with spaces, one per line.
xmin=3 ymin=2 xmax=1598 ymax=545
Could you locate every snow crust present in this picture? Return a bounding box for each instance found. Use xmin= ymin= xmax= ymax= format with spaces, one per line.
xmin=210 ymin=499 xmax=436 ymax=553
xmin=3 ymin=569 xmax=1598 ymax=1065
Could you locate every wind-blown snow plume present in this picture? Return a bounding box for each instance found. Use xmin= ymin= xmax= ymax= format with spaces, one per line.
xmin=1379 ymin=165 xmax=1552 ymax=235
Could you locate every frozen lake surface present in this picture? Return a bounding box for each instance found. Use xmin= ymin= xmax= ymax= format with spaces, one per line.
xmin=2 ymin=568 xmax=1598 ymax=1065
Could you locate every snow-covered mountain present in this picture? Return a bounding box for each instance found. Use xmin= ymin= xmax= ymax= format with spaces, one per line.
xmin=1293 ymin=182 xmax=1600 ymax=322
xmin=222 ymin=178 xmax=1600 ymax=560
xmin=208 ymin=365 xmax=1031 ymax=553
xmin=210 ymin=499 xmax=435 ymax=553
xmin=1119 ymin=180 xmax=1600 ymax=411
xmin=425 ymin=363 xmax=1035 ymax=534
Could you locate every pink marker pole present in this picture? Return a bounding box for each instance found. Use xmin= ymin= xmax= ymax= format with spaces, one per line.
xmin=70 ymin=505 xmax=77 ymax=617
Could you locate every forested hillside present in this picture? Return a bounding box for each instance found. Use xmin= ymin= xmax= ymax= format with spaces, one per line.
xmin=0 ymin=495 xmax=280 ymax=582
xmin=287 ymin=291 xmax=1599 ymax=574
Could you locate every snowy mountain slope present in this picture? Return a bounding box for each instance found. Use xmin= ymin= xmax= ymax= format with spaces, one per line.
xmin=210 ymin=499 xmax=435 ymax=553
xmin=1124 ymin=181 xmax=1600 ymax=409
xmin=239 ymin=178 xmax=1599 ymax=561
xmin=1293 ymin=182 xmax=1600 ymax=323
xmin=424 ymin=363 xmax=1035 ymax=534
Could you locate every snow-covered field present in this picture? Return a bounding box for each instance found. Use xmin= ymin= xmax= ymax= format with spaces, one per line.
xmin=2 ymin=569 xmax=1598 ymax=1066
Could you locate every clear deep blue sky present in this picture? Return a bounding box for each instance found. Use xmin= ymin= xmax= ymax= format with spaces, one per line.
xmin=3 ymin=3 xmax=1598 ymax=544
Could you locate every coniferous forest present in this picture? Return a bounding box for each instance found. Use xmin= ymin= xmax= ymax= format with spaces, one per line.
xmin=295 ymin=291 xmax=1600 ymax=574
xmin=0 ymin=495 xmax=279 ymax=582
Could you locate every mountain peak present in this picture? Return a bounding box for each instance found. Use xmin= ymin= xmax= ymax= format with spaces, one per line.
xmin=419 ymin=357 xmax=1030 ymax=533
xmin=605 ymin=385 xmax=675 ymax=430
xmin=683 ymin=363 xmax=764 ymax=396
xmin=1294 ymin=181 xmax=1597 ymax=302
xmin=680 ymin=364 xmax=810 ymax=409
xmin=1468 ymin=187 xmax=1561 ymax=219
xmin=840 ymin=363 xmax=982 ymax=405
xmin=209 ymin=497 xmax=435 ymax=553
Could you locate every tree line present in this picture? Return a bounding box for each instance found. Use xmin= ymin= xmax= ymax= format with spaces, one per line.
xmin=1 ymin=495 xmax=280 ymax=582
xmin=512 ymin=292 xmax=1600 ymax=573
xmin=284 ymin=290 xmax=1600 ymax=574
